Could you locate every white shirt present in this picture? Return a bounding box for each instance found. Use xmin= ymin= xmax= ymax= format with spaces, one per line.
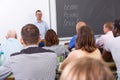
xmin=96 ymin=31 xmax=113 ymax=48
xmin=104 ymin=36 xmax=120 ymax=79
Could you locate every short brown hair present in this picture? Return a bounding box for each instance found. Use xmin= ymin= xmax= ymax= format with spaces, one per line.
xmin=45 ymin=29 xmax=59 ymax=46
xmin=21 ymin=24 xmax=40 ymax=45
xmin=75 ymin=26 xmax=96 ymax=52
xmin=35 ymin=10 xmax=42 ymax=14
xmin=104 ymin=22 xmax=113 ymax=30
xmin=60 ymin=57 xmax=114 ymax=80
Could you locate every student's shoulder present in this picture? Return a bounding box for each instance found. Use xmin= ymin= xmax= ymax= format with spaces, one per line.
xmin=69 ymin=50 xmax=79 ymax=55
xmin=10 ymin=52 xmax=21 ymax=57
xmin=72 ymin=35 xmax=77 ymax=38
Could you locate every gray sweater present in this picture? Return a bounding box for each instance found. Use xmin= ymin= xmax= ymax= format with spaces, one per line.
xmin=43 ymin=45 xmax=70 ymax=57
xmin=0 ymin=46 xmax=58 ymax=80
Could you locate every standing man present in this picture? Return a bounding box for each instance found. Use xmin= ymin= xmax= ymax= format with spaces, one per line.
xmin=34 ymin=10 xmax=49 ymax=47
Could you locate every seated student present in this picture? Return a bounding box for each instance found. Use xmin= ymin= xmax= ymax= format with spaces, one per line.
xmin=0 ymin=30 xmax=23 ymax=65
xmin=43 ymin=29 xmax=70 ymax=58
xmin=96 ymin=22 xmax=114 ymax=48
xmin=95 ymin=22 xmax=117 ymax=76
xmin=104 ymin=18 xmax=120 ymax=80
xmin=60 ymin=57 xmax=114 ymax=80
xmin=60 ymin=26 xmax=102 ymax=70
xmin=68 ymin=21 xmax=86 ymax=50
xmin=0 ymin=24 xmax=58 ymax=80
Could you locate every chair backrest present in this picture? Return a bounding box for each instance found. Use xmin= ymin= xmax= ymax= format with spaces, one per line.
xmin=57 ymin=56 xmax=64 ymax=63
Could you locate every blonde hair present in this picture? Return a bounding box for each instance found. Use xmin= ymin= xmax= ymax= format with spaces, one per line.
xmin=76 ymin=21 xmax=86 ymax=33
xmin=60 ymin=57 xmax=114 ymax=80
xmin=6 ymin=29 xmax=17 ymax=39
xmin=104 ymin=22 xmax=113 ymax=31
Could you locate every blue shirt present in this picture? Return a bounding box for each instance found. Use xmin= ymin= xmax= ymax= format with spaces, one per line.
xmin=0 ymin=38 xmax=23 ymax=65
xmin=34 ymin=20 xmax=49 ymax=40
xmin=69 ymin=35 xmax=77 ymax=49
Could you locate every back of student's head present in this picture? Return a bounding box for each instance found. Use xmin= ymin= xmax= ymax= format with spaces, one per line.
xmin=114 ymin=18 xmax=120 ymax=30
xmin=6 ymin=29 xmax=17 ymax=39
xmin=113 ymin=18 xmax=120 ymax=37
xmin=75 ymin=26 xmax=96 ymax=52
xmin=103 ymin=22 xmax=113 ymax=33
xmin=76 ymin=21 xmax=86 ymax=33
xmin=60 ymin=57 xmax=114 ymax=80
xmin=45 ymin=29 xmax=59 ymax=46
xmin=21 ymin=24 xmax=40 ymax=45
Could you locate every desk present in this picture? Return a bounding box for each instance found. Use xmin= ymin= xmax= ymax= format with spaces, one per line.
xmin=105 ymin=61 xmax=117 ymax=78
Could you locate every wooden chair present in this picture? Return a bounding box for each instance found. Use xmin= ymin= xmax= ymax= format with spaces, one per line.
xmin=4 ymin=75 xmax=14 ymax=80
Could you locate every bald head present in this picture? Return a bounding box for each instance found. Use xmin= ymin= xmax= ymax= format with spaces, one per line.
xmin=76 ymin=21 xmax=86 ymax=33
xmin=6 ymin=30 xmax=17 ymax=39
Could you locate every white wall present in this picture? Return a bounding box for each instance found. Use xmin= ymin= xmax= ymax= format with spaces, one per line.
xmin=0 ymin=0 xmax=71 ymax=44
xmin=0 ymin=0 xmax=50 ymax=42
xmin=50 ymin=0 xmax=57 ymax=32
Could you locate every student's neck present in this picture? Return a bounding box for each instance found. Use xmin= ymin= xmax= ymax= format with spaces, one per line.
xmin=25 ymin=44 xmax=38 ymax=48
xmin=37 ymin=19 xmax=42 ymax=22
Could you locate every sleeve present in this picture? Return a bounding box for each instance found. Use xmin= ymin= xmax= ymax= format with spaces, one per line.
xmin=0 ymin=58 xmax=12 ymax=80
xmin=44 ymin=21 xmax=49 ymax=32
xmin=60 ymin=51 xmax=76 ymax=70
xmin=96 ymin=36 xmax=104 ymax=47
xmin=104 ymin=37 xmax=113 ymax=52
xmin=69 ymin=35 xmax=76 ymax=49
xmin=64 ymin=46 xmax=70 ymax=58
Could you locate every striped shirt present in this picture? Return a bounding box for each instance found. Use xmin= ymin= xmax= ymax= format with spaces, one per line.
xmin=0 ymin=46 xmax=58 ymax=80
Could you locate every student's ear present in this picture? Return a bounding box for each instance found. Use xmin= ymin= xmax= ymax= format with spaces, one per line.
xmin=5 ymin=35 xmax=9 ymax=39
xmin=38 ymin=37 xmax=41 ymax=43
xmin=15 ymin=34 xmax=17 ymax=39
xmin=20 ymin=38 xmax=25 ymax=46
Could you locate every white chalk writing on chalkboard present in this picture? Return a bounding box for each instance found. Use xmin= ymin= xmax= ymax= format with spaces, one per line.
xmin=64 ymin=12 xmax=79 ymax=18
xmin=63 ymin=4 xmax=79 ymax=27
xmin=56 ymin=0 xmax=120 ymax=37
xmin=64 ymin=4 xmax=78 ymax=10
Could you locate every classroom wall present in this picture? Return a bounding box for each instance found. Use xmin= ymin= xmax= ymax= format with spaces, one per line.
xmin=0 ymin=0 xmax=51 ymax=42
xmin=0 ymin=0 xmax=71 ymax=44
xmin=1 ymin=0 xmax=120 ymax=44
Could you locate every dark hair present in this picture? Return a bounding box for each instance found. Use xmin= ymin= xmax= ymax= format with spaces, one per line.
xmin=75 ymin=26 xmax=96 ymax=52
xmin=60 ymin=57 xmax=114 ymax=80
xmin=21 ymin=24 xmax=40 ymax=45
xmin=45 ymin=29 xmax=59 ymax=46
xmin=112 ymin=18 xmax=120 ymax=37
xmin=35 ymin=10 xmax=42 ymax=14
xmin=114 ymin=18 xmax=120 ymax=30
